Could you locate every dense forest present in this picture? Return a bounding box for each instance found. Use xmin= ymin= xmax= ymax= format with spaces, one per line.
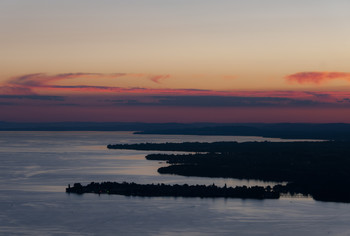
xmin=66 ymin=182 xmax=280 ymax=199
xmin=108 ymin=141 xmax=350 ymax=203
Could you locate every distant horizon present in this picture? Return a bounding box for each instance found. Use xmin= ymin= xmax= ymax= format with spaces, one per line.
xmin=2 ymin=121 xmax=350 ymax=124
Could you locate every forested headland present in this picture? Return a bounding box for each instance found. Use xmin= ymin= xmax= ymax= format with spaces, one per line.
xmin=108 ymin=141 xmax=350 ymax=203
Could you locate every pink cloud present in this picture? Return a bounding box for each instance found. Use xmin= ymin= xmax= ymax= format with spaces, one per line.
xmin=8 ymin=73 xmax=127 ymax=87
xmin=286 ymin=72 xmax=350 ymax=84
xmin=45 ymin=85 xmax=219 ymax=96
xmin=3 ymin=72 xmax=350 ymax=105
xmin=149 ymin=74 xmax=171 ymax=84
xmin=5 ymin=72 xmax=171 ymax=89
xmin=0 ymin=86 xmax=35 ymax=95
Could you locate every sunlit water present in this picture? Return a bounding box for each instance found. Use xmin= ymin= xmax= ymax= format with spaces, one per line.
xmin=0 ymin=131 xmax=348 ymax=236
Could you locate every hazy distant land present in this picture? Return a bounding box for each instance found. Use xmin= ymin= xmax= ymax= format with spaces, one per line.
xmin=2 ymin=122 xmax=350 ymax=140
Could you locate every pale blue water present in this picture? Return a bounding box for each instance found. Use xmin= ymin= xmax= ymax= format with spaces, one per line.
xmin=0 ymin=131 xmax=349 ymax=236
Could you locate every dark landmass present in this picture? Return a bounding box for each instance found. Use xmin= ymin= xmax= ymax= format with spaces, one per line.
xmin=108 ymin=140 xmax=335 ymax=153
xmin=135 ymin=123 xmax=350 ymax=141
xmin=2 ymin=121 xmax=350 ymax=140
xmin=66 ymin=182 xmax=280 ymax=199
xmin=108 ymin=141 xmax=350 ymax=203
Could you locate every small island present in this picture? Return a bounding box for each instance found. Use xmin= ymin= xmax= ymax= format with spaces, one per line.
xmin=66 ymin=182 xmax=280 ymax=199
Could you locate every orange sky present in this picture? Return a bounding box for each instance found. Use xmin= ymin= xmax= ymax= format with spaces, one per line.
xmin=1 ymin=1 xmax=350 ymax=122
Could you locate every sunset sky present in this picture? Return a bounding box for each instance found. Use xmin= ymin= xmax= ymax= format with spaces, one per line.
xmin=1 ymin=0 xmax=350 ymax=123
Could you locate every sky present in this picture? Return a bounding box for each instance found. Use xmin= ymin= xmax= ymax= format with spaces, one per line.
xmin=1 ymin=0 xmax=350 ymax=123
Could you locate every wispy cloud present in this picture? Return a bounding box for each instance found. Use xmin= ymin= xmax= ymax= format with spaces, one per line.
xmin=1 ymin=72 xmax=173 ymax=95
xmin=0 ymin=95 xmax=64 ymax=101
xmin=0 ymin=73 xmax=218 ymax=95
xmin=112 ymin=95 xmax=326 ymax=107
xmin=47 ymin=85 xmax=221 ymax=95
xmin=3 ymin=72 xmax=350 ymax=111
xmin=0 ymin=94 xmax=66 ymax=107
xmin=286 ymin=72 xmax=350 ymax=84
xmin=7 ymin=73 xmax=127 ymax=87
xmin=149 ymin=74 xmax=171 ymax=84
xmin=0 ymin=86 xmax=34 ymax=95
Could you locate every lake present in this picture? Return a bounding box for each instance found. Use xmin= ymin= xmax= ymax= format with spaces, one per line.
xmin=0 ymin=131 xmax=349 ymax=236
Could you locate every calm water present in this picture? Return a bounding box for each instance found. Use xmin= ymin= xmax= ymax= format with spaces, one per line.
xmin=0 ymin=131 xmax=349 ymax=236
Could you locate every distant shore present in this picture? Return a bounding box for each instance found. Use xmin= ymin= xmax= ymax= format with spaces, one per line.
xmin=2 ymin=122 xmax=350 ymax=140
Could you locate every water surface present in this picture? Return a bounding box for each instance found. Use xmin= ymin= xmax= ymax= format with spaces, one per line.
xmin=0 ymin=132 xmax=348 ymax=236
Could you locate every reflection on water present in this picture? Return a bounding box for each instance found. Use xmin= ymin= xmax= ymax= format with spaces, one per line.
xmin=0 ymin=131 xmax=348 ymax=236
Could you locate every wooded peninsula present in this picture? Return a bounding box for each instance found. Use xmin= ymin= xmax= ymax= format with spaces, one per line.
xmin=107 ymin=141 xmax=350 ymax=203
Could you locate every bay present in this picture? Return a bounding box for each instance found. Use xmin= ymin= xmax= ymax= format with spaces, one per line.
xmin=0 ymin=131 xmax=348 ymax=236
